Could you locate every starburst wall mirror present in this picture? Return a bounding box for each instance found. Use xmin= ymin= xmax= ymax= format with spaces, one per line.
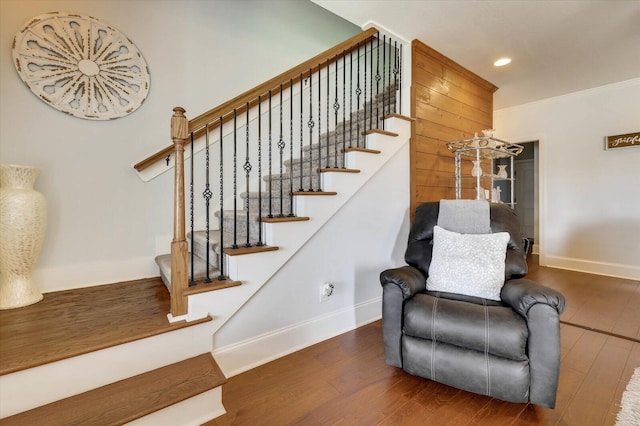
xmin=12 ymin=12 xmax=150 ymax=120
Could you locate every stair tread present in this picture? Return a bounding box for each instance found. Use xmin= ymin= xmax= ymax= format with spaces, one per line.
xmin=1 ymin=353 xmax=226 ymax=426
xmin=0 ymin=278 xmax=212 ymax=376
xmin=156 ymin=253 xmax=217 ymax=279
xmin=224 ymin=244 xmax=279 ymax=256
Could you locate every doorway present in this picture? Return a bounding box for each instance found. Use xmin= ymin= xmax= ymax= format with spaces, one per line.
xmin=513 ymin=141 xmax=539 ymax=254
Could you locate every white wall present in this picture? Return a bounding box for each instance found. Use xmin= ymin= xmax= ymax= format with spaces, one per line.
xmin=213 ymin=143 xmax=410 ymax=374
xmin=0 ymin=0 xmax=359 ymax=292
xmin=495 ymin=78 xmax=640 ymax=280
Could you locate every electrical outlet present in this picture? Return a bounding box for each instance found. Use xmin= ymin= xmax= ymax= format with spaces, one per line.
xmin=320 ymin=282 xmax=334 ymax=302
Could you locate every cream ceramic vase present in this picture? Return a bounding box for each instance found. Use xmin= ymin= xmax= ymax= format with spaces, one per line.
xmin=0 ymin=164 xmax=47 ymax=309
xmin=471 ymin=160 xmax=483 ymax=177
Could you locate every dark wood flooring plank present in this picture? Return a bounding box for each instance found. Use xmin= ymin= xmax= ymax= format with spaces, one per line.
xmin=611 ymin=284 xmax=640 ymax=339
xmin=604 ymin=341 xmax=640 ymax=425
xmin=527 ymin=262 xmax=640 ymax=342
xmin=562 ymin=335 xmax=632 ymax=425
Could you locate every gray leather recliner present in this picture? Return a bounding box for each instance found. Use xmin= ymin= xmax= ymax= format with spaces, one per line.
xmin=380 ymin=202 xmax=566 ymax=408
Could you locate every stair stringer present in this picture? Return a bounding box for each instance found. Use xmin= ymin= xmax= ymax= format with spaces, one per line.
xmin=0 ymin=320 xmax=224 ymax=423
xmin=186 ymin=117 xmax=411 ymax=334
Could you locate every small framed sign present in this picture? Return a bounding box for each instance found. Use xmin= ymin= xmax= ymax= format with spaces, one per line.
xmin=605 ymin=132 xmax=640 ymax=150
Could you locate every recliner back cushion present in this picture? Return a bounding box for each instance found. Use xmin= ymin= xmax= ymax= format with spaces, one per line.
xmin=405 ymin=202 xmax=527 ymax=280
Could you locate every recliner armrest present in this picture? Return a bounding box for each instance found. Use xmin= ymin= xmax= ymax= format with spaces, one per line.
xmin=380 ymin=266 xmax=426 ymax=299
xmin=501 ymin=279 xmax=566 ymax=317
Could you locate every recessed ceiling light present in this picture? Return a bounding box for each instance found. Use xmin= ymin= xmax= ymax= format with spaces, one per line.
xmin=494 ymin=58 xmax=512 ymax=67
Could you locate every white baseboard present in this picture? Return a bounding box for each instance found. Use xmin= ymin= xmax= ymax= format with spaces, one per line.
xmin=213 ymin=297 xmax=382 ymax=378
xmin=33 ymin=257 xmax=158 ymax=293
xmin=545 ymin=255 xmax=640 ymax=281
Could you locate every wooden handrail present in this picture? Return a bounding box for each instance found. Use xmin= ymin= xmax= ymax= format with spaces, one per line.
xmin=133 ymin=27 xmax=379 ymax=172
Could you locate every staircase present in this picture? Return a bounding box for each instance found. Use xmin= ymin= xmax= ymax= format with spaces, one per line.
xmin=155 ymin=89 xmax=399 ymax=294
xmin=0 ymin=28 xmax=411 ymax=425
xmin=0 ymin=279 xmax=228 ymax=425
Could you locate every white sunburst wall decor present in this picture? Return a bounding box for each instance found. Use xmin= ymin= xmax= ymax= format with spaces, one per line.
xmin=12 ymin=12 xmax=150 ymax=120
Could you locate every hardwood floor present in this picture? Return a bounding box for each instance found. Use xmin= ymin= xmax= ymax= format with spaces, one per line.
xmin=0 ymin=277 xmax=210 ymax=375
xmin=1 ymin=263 xmax=638 ymax=424
xmin=528 ymin=262 xmax=640 ymax=342
xmin=208 ymin=264 xmax=640 ymax=426
xmin=208 ymin=323 xmax=638 ymax=426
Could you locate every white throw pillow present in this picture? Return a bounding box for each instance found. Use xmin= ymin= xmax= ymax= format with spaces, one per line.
xmin=426 ymin=225 xmax=510 ymax=301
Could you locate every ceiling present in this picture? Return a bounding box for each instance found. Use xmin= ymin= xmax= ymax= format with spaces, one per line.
xmin=312 ymin=0 xmax=640 ymax=109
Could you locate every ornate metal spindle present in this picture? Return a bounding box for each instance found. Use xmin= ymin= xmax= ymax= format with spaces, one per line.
xmin=244 ymin=103 xmax=252 ymax=247
xmin=370 ymin=35 xmax=374 ymax=131
xmin=299 ymin=72 xmax=304 ymax=192
xmin=257 ymin=96 xmax=264 ymax=246
xmin=218 ymin=116 xmax=225 ymax=279
xmin=356 ymin=42 xmax=361 ymax=148
xmin=333 ymin=54 xmax=339 ymax=168
xmin=363 ymin=39 xmax=367 ymax=143
xmin=317 ymin=63 xmax=322 ymax=191
xmin=268 ymin=90 xmax=274 ymax=217
xmin=203 ymin=124 xmax=212 ymax=283
xmin=387 ymin=37 xmax=392 ymax=117
xmin=307 ymin=67 xmax=314 ymax=191
xmin=382 ymin=35 xmax=386 ymax=130
xmin=349 ymin=46 xmax=353 ymax=149
xmin=288 ymin=78 xmax=295 ymax=216
xmin=189 ymin=132 xmax=195 ymax=286
xmin=376 ymin=34 xmax=380 ymax=130
xmin=278 ymin=84 xmax=285 ymax=217
xmin=342 ymin=50 xmax=346 ymax=165
xmin=393 ymin=41 xmax=399 ymax=113
xmin=232 ymin=109 xmax=238 ymax=249
xmin=326 ymin=58 xmax=331 ymax=168
xmin=399 ymin=44 xmax=403 ymax=115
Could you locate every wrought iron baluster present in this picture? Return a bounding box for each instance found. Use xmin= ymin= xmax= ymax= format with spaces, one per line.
xmin=218 ymin=116 xmax=225 ymax=279
xmin=232 ymin=109 xmax=238 ymax=249
xmin=307 ymin=67 xmax=314 ymax=191
xmin=399 ymin=44 xmax=403 ymax=115
xmin=257 ymin=96 xmax=264 ymax=246
xmin=268 ymin=90 xmax=273 ymax=217
xmin=382 ymin=35 xmax=386 ymax=130
xmin=317 ymin=63 xmax=322 ymax=191
xmin=203 ymin=124 xmax=212 ymax=283
xmin=278 ymin=84 xmax=285 ymax=217
xmin=299 ymin=72 xmax=304 ymax=192
xmin=370 ymin=35 xmax=374 ymax=131
xmin=244 ymin=103 xmax=252 ymax=247
xmin=363 ymin=39 xmax=367 ymax=143
xmin=356 ymin=42 xmax=361 ymax=148
xmin=333 ymin=54 xmax=339 ymax=168
xmin=326 ymin=58 xmax=330 ymax=168
xmin=189 ymin=132 xmax=195 ymax=286
xmin=350 ymin=46 xmax=354 ymax=149
xmin=387 ymin=37 xmax=392 ymax=117
xmin=342 ymin=50 xmax=346 ymax=165
xmin=376 ymin=34 xmax=380 ymax=130
xmin=393 ymin=40 xmax=399 ymax=114
xmin=288 ymin=78 xmax=295 ymax=216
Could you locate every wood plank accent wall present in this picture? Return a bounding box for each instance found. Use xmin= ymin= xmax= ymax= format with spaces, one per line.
xmin=410 ymin=40 xmax=498 ymax=215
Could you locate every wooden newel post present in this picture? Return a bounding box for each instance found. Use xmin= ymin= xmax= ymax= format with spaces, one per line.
xmin=170 ymin=107 xmax=189 ymax=317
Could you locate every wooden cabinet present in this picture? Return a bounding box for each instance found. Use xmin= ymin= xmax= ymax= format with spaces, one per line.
xmin=447 ymin=137 xmax=523 ymax=208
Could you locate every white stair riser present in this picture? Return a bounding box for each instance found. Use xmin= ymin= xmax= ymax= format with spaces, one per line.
xmin=0 ymin=322 xmax=217 ymax=418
